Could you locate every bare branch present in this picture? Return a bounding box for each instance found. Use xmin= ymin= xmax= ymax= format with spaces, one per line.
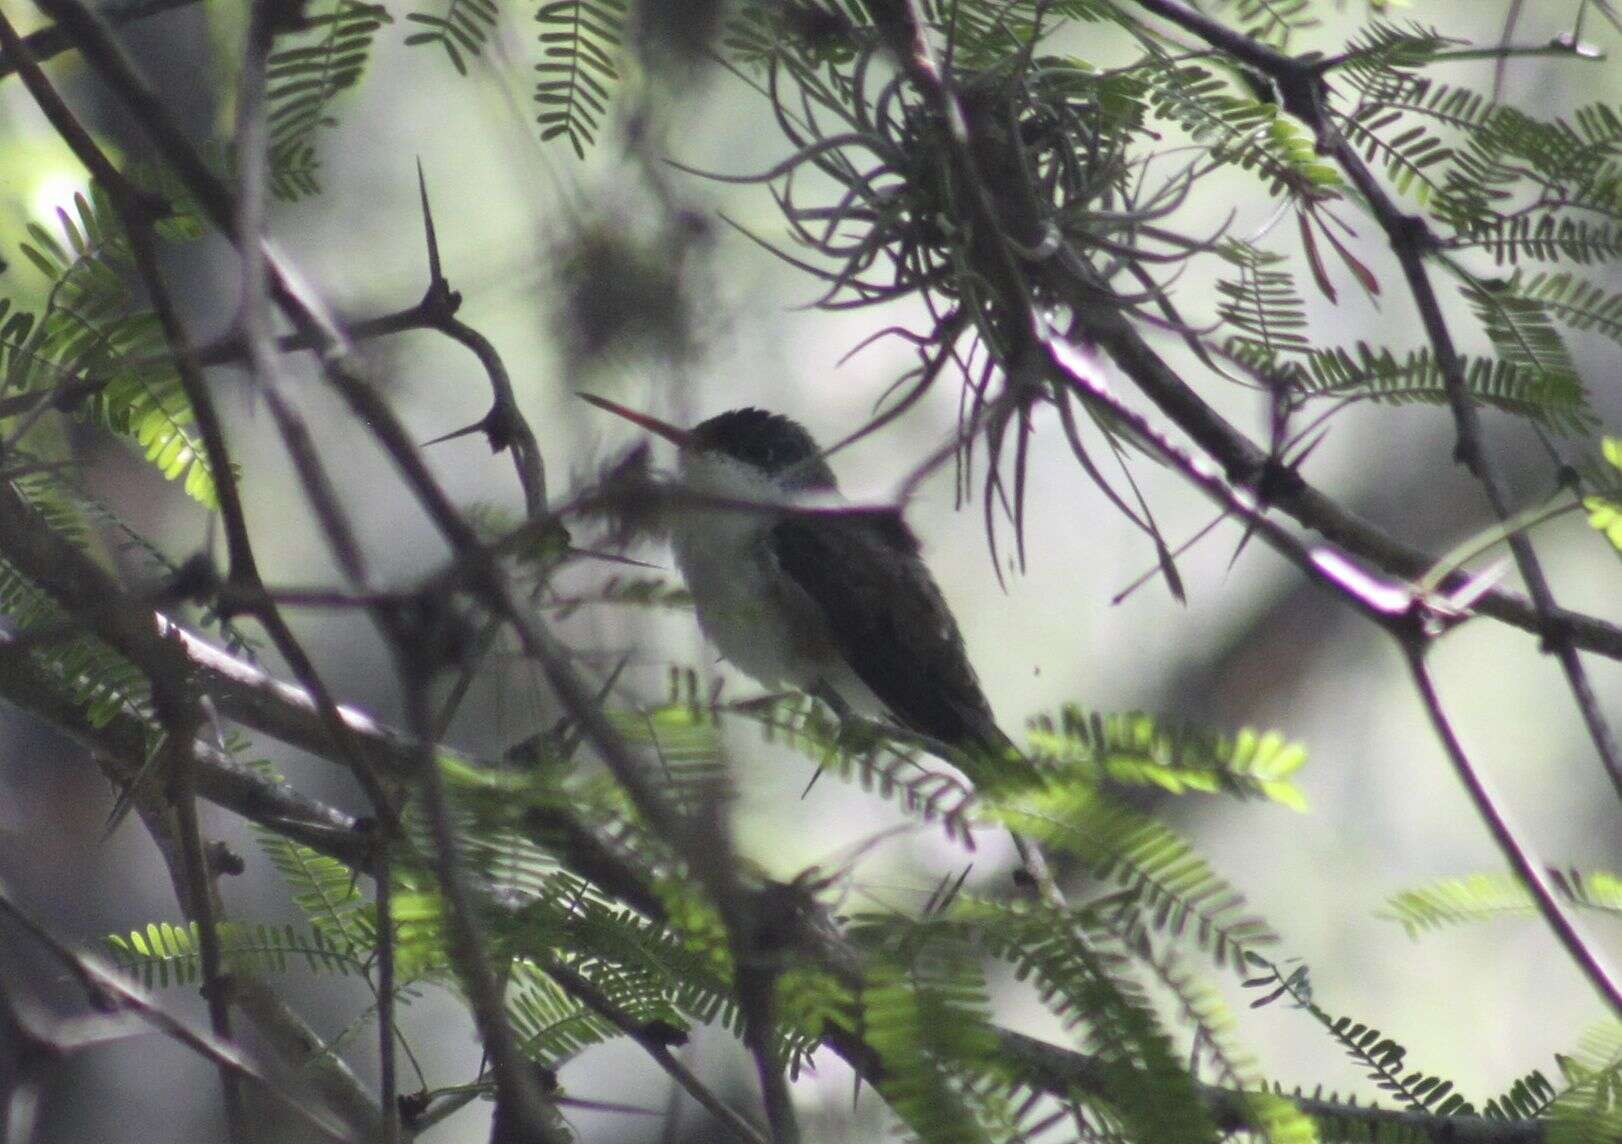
xmin=153 ymin=686 xmax=248 ymax=1141
xmin=1402 ymin=645 xmax=1622 ymax=1015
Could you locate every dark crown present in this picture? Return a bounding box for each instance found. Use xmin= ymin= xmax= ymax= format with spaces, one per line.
xmin=688 ymin=408 xmax=838 ymax=490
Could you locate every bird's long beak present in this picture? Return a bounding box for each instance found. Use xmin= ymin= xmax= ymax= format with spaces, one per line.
xmin=577 ymin=393 xmax=690 ymax=446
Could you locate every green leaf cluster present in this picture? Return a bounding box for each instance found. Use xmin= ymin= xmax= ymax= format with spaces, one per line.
xmin=4 ymin=189 xmax=218 ymax=504
xmin=267 ymin=0 xmax=393 ymax=198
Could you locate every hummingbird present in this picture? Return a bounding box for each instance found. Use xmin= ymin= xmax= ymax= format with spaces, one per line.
xmin=579 ymin=395 xmax=1018 ymax=773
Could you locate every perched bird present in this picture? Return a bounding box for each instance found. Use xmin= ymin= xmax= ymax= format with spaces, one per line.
xmin=580 ymin=395 xmax=1017 ymax=770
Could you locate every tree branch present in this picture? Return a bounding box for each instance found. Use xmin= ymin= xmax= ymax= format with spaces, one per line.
xmin=153 ymin=686 xmax=248 ymax=1141
xmin=542 ymin=959 xmax=769 ymax=1144
xmin=1402 ymin=644 xmax=1622 ymax=1015
xmin=0 ymin=612 xmax=1558 ymax=1144
xmin=0 ymin=0 xmax=198 ymax=81
xmin=1124 ymin=0 xmax=1622 ymax=802
xmin=0 ymin=885 xmax=359 ymax=1143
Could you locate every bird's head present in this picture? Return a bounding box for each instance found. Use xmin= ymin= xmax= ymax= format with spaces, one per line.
xmin=580 ymin=394 xmax=838 ymax=494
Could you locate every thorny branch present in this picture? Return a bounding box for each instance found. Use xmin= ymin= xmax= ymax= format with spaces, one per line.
xmin=0 ymin=0 xmax=1615 ymax=1139
xmin=0 ymin=885 xmax=358 ymax=1144
xmin=232 ymin=0 xmax=400 ymax=1136
xmin=9 ymin=0 xmax=556 ymax=1135
xmin=542 ymin=960 xmax=769 ymax=1144
xmin=154 ymin=687 xmax=248 ymax=1142
xmin=0 ymin=620 xmax=1558 ymax=1142
xmin=1403 ymin=643 xmax=1622 ymax=1015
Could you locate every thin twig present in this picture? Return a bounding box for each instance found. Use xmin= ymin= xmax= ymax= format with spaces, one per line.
xmin=231 ymin=977 xmax=400 ymax=1141
xmin=1402 ymin=643 xmax=1620 ymax=1014
xmin=543 ymin=960 xmax=769 ymax=1144
xmin=373 ymin=845 xmax=400 ymax=1144
xmin=155 ymin=686 xmax=248 ymax=1141
xmin=415 ymin=165 xmax=547 ymax=516
xmin=0 ymin=885 xmax=358 ymax=1143
xmin=401 ymin=677 xmax=567 ymax=1144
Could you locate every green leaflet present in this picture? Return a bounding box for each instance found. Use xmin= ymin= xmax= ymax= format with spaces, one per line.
xmin=6 ymin=190 xmax=219 ymax=506
xmin=1499 ymin=271 xmax=1622 ymax=346
xmin=851 ymin=922 xmax=999 ymax=1144
xmin=405 ymin=0 xmax=499 ymax=75
xmin=946 ymin=897 xmax=1217 ymax=1142
xmin=1282 ymin=342 xmax=1596 ymax=433
xmin=1206 ymin=0 xmax=1321 ymax=47
xmin=1134 ymin=56 xmax=1344 ymax=200
xmin=1585 ymin=438 xmax=1622 ymax=554
xmin=996 ymin=784 xmax=1280 ymax=972
xmin=1382 ymin=869 xmax=1622 ymax=937
xmin=1247 ymin=963 xmax=1477 ymax=1121
xmin=0 ymin=475 xmax=152 ymax=732
xmin=266 ymin=0 xmax=392 ymax=199
xmin=1547 ymin=1021 xmax=1622 ymax=1144
xmin=105 ymin=920 xmax=366 ymax=988
xmin=1025 ymin=704 xmax=1309 ymax=810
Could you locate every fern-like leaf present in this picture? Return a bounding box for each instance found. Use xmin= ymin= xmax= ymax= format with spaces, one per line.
xmin=950 ymin=897 xmax=1216 ymax=1142
xmin=267 ymin=0 xmax=392 ymax=199
xmin=1247 ymin=963 xmax=1476 ymax=1117
xmin=405 ymin=0 xmax=499 ymax=74
xmin=1135 ymin=58 xmax=1343 ymax=200
xmin=1026 ymin=705 xmax=1309 ymax=810
xmin=848 ymin=921 xmax=998 ymax=1144
xmin=257 ymin=833 xmax=376 ymax=949
xmin=1208 ymin=0 xmax=1320 ymax=47
xmin=1547 ymin=1021 xmax=1622 ymax=1144
xmin=1483 ymin=1069 xmax=1558 ymax=1120
xmin=998 ymin=787 xmax=1279 ymax=972
xmin=1584 ymin=438 xmax=1622 ymax=554
xmin=1120 ymin=923 xmax=1316 ymax=1143
xmin=1459 ymin=272 xmax=1583 ymax=401
xmin=535 ymin=0 xmax=627 ymax=159
xmin=1381 ymin=868 xmax=1622 ymax=937
xmin=731 ymin=692 xmax=980 ymax=844
xmin=106 ymin=921 xmax=365 ymax=988
xmin=10 ymin=192 xmax=219 ymax=504
xmin=506 ymin=957 xmax=650 ymax=1063
xmin=1216 ymin=242 xmax=1312 ymax=365
xmin=0 ymin=475 xmax=153 ymax=730
xmin=1499 ymin=270 xmax=1622 ymax=345
xmin=1290 ymin=342 xmax=1594 ymax=433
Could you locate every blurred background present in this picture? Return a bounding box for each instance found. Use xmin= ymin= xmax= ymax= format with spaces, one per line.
xmin=0 ymin=0 xmax=1618 ymax=1140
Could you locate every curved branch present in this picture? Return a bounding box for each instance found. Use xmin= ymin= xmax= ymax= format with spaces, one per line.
xmin=1124 ymin=0 xmax=1622 ymax=800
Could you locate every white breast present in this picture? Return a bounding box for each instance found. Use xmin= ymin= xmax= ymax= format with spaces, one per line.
xmin=669 ymin=452 xmax=815 ymax=690
xmin=669 ymin=453 xmax=892 ymax=717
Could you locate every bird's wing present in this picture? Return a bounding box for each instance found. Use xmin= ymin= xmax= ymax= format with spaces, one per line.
xmin=769 ymin=512 xmax=1011 ymax=757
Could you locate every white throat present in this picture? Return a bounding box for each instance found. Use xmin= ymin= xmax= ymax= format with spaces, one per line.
xmin=667 ymin=452 xmax=876 ymax=712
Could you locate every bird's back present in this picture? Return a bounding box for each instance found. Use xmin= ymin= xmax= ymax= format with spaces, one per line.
xmin=769 ymin=511 xmax=1013 ymax=759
